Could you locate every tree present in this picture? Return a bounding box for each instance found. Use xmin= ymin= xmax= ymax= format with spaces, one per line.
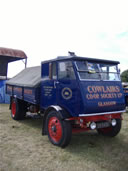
xmin=121 ymin=70 xmax=128 ymax=82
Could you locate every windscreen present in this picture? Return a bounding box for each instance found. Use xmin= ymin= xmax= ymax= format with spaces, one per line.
xmin=75 ymin=61 xmax=120 ymax=81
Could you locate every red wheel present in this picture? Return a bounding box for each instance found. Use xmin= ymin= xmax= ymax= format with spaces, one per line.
xmin=46 ymin=110 xmax=72 ymax=147
xmin=12 ymin=101 xmax=16 ymax=117
xmin=97 ymin=119 xmax=121 ymax=137
xmin=48 ymin=117 xmax=62 ymax=143
xmin=11 ymin=98 xmax=26 ymax=120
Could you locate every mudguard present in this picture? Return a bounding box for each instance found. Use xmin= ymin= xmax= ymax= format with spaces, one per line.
xmin=42 ymin=105 xmax=71 ymax=135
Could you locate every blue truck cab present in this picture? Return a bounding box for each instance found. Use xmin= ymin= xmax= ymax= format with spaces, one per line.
xmin=6 ymin=55 xmax=126 ymax=147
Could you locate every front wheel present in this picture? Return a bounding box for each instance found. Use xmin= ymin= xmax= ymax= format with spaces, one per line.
xmin=97 ymin=119 xmax=121 ymax=137
xmin=46 ymin=110 xmax=72 ymax=148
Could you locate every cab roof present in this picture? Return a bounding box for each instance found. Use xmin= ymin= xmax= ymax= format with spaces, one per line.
xmin=42 ymin=56 xmax=120 ymax=65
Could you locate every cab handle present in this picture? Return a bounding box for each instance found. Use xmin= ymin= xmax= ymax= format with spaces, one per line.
xmin=54 ymin=81 xmax=59 ymax=88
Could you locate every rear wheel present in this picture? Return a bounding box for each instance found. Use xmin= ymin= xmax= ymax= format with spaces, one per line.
xmin=97 ymin=119 xmax=121 ymax=137
xmin=11 ymin=98 xmax=27 ymax=120
xmin=46 ymin=110 xmax=72 ymax=148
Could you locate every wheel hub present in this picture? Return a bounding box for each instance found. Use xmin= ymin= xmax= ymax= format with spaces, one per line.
xmin=48 ymin=116 xmax=62 ymax=143
xmin=52 ymin=125 xmax=57 ymax=132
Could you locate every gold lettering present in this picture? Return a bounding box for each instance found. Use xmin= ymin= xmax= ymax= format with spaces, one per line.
xmin=101 ymin=93 xmax=117 ymax=99
xmin=87 ymin=86 xmax=93 ymax=93
xmin=14 ymin=87 xmax=22 ymax=93
xmin=98 ymin=101 xmax=116 ymax=107
xmin=86 ymin=93 xmax=99 ymax=100
xmin=117 ymin=93 xmax=122 ymax=98
xmin=87 ymin=86 xmax=120 ymax=93
xmin=24 ymin=89 xmax=32 ymax=94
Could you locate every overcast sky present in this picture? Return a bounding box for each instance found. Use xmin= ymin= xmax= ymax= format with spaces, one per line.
xmin=0 ymin=0 xmax=128 ymax=77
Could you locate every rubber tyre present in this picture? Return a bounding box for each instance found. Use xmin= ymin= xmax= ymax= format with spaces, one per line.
xmin=46 ymin=110 xmax=72 ymax=148
xmin=11 ymin=98 xmax=26 ymax=120
xmin=97 ymin=119 xmax=121 ymax=137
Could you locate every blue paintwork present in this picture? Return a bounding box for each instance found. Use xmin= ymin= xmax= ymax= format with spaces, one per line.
xmin=6 ymin=56 xmax=126 ymax=118
xmin=40 ymin=63 xmax=55 ymax=108
xmin=6 ymin=84 xmax=40 ymax=105
xmin=0 ymin=80 xmax=10 ymax=104
xmin=56 ymin=79 xmax=83 ymax=117
xmin=24 ymin=87 xmax=40 ymax=104
xmin=13 ymin=86 xmax=23 ymax=99
xmin=41 ymin=80 xmax=56 ymax=108
xmin=40 ymin=58 xmax=125 ymax=117
xmin=80 ymin=81 xmax=125 ymax=114
xmin=41 ymin=79 xmax=125 ymax=117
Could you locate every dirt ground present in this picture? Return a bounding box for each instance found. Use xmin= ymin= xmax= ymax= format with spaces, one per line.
xmin=0 ymin=104 xmax=128 ymax=171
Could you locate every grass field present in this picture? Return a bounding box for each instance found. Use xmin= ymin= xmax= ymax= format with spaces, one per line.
xmin=0 ymin=104 xmax=128 ymax=171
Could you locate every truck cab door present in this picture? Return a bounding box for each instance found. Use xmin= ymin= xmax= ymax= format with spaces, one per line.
xmin=56 ymin=61 xmax=81 ymax=116
xmin=41 ymin=62 xmax=57 ymax=108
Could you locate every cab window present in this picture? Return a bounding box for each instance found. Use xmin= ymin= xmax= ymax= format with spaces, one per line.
xmin=76 ymin=61 xmax=120 ymax=81
xmin=58 ymin=61 xmax=76 ymax=80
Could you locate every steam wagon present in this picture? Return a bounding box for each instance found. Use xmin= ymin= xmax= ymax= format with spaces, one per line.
xmin=6 ymin=55 xmax=126 ymax=147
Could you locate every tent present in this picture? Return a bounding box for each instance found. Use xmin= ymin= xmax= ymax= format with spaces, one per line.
xmin=0 ymin=47 xmax=27 ymax=103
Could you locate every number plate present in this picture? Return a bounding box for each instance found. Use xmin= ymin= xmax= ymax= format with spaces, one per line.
xmin=96 ymin=122 xmax=110 ymax=129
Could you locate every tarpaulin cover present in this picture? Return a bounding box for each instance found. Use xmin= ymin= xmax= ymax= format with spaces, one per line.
xmin=6 ymin=66 xmax=41 ymax=88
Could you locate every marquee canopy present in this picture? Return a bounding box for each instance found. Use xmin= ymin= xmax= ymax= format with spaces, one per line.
xmin=0 ymin=47 xmax=27 ymax=62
